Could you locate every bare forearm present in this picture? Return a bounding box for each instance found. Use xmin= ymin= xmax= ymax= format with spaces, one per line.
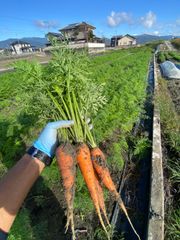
xmin=0 ymin=154 xmax=45 ymax=232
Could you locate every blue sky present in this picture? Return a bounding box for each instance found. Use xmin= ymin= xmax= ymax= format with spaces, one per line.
xmin=0 ymin=0 xmax=180 ymax=40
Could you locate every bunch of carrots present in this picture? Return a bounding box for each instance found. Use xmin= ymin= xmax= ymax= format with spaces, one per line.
xmin=46 ymin=46 xmax=141 ymax=240
xmin=14 ymin=43 xmax=140 ymax=239
xmin=56 ymin=129 xmax=141 ymax=240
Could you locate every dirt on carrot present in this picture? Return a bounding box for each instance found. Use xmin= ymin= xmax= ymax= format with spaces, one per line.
xmin=56 ymin=142 xmax=76 ymax=240
xmin=91 ymin=147 xmax=141 ymax=240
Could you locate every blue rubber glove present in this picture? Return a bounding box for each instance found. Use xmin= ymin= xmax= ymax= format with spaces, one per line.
xmin=33 ymin=120 xmax=74 ymax=157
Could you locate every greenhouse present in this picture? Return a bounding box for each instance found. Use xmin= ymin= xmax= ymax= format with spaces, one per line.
xmin=160 ymin=61 xmax=180 ymax=79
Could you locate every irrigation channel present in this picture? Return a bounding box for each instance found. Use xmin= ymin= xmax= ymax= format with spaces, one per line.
xmin=111 ymin=58 xmax=157 ymax=240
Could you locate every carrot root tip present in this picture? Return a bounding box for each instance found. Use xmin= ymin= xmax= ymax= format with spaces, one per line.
xmin=65 ymin=209 xmax=76 ymax=240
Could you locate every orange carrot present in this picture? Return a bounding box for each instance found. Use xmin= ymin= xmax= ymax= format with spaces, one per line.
xmin=76 ymin=143 xmax=110 ymax=239
xmin=56 ymin=142 xmax=76 ymax=240
xmin=94 ymin=173 xmax=110 ymax=226
xmin=91 ymin=147 xmax=141 ymax=240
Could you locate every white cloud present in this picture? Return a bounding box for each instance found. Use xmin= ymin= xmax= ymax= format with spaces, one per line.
xmin=153 ymin=31 xmax=159 ymax=35
xmin=107 ymin=11 xmax=133 ymax=27
xmin=140 ymin=11 xmax=156 ymax=28
xmin=34 ymin=20 xmax=58 ymax=29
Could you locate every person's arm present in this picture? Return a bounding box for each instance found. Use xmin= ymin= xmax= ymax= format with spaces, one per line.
xmin=0 ymin=120 xmax=73 ymax=235
xmin=0 ymin=154 xmax=45 ymax=232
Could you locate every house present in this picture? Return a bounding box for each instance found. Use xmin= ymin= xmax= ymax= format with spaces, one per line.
xmin=45 ymin=22 xmax=105 ymax=53
xmin=111 ymin=34 xmax=136 ymax=47
xmin=59 ymin=22 xmax=96 ymax=43
xmin=11 ymin=41 xmax=33 ymax=54
xmin=45 ymin=32 xmax=64 ymax=46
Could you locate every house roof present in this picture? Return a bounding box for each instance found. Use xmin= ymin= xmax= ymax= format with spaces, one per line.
xmin=111 ymin=35 xmax=123 ymax=39
xmin=124 ymin=34 xmax=136 ymax=39
xmin=46 ymin=32 xmax=63 ymax=38
xmin=111 ymin=34 xmax=136 ymax=40
xmin=11 ymin=40 xmax=30 ymax=46
xmin=60 ymin=22 xmax=95 ymax=31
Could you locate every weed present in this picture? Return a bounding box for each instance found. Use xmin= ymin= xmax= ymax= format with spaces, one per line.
xmin=8 ymin=207 xmax=34 ymax=240
xmin=165 ymin=209 xmax=180 ymax=240
xmin=157 ymin=78 xmax=180 ymax=153
xmin=158 ymin=77 xmax=180 ymax=239
xmin=133 ymin=137 xmax=151 ymax=159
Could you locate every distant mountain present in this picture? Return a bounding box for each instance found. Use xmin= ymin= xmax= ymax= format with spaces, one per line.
xmin=135 ymin=34 xmax=179 ymax=44
xmin=0 ymin=37 xmax=48 ymax=49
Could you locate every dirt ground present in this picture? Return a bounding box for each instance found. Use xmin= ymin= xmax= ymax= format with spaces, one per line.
xmin=0 ymin=53 xmax=51 ymax=70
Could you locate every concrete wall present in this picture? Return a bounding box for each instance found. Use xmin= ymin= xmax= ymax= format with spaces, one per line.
xmin=147 ymin=55 xmax=164 ymax=240
xmin=69 ymin=42 xmax=105 ymax=51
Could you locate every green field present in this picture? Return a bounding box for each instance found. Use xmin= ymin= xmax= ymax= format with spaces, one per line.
xmin=0 ymin=46 xmax=152 ymax=239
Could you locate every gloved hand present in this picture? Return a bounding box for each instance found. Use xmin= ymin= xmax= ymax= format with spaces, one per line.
xmin=34 ymin=120 xmax=74 ymax=157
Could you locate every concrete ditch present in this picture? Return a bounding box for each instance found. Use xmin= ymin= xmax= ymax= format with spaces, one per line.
xmin=147 ymin=55 xmax=164 ymax=240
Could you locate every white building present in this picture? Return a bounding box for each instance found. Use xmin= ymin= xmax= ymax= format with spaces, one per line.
xmin=11 ymin=41 xmax=33 ymax=54
xmin=111 ymin=34 xmax=136 ymax=47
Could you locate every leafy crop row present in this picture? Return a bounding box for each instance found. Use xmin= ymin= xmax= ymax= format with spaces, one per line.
xmin=91 ymin=47 xmax=151 ymax=154
xmin=157 ymin=51 xmax=180 ymax=63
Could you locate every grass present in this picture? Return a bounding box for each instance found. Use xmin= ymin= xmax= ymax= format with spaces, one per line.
xmin=165 ymin=209 xmax=180 ymax=240
xmin=8 ymin=208 xmax=34 ymax=240
xmin=157 ymin=78 xmax=180 ymax=153
xmin=0 ymin=46 xmax=152 ymax=239
xmin=157 ymin=77 xmax=180 ymax=240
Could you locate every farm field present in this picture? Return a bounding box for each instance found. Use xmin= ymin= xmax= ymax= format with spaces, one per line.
xmin=0 ymin=46 xmax=152 ymax=240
